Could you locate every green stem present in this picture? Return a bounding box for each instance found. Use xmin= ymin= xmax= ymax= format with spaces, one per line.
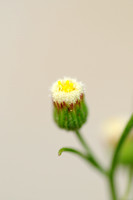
xmin=108 ymin=174 xmax=117 ymax=200
xmin=58 ymin=147 xmax=88 ymax=160
xmin=58 ymin=147 xmax=106 ymax=174
xmin=75 ymin=130 xmax=90 ymax=154
xmin=110 ymin=114 xmax=133 ymax=176
xmin=58 ymin=147 xmax=99 ymax=168
xmin=108 ymin=114 xmax=133 ymax=200
xmin=75 ymin=130 xmax=106 ymax=175
xmin=121 ymin=166 xmax=133 ymax=200
xmin=58 ymin=114 xmax=133 ymax=200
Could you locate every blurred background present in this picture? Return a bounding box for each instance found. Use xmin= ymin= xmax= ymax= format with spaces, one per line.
xmin=0 ymin=0 xmax=133 ymax=199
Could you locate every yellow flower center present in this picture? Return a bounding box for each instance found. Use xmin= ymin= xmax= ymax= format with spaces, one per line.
xmin=58 ymin=80 xmax=75 ymax=92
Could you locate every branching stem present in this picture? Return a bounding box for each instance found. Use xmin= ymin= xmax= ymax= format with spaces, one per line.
xmin=58 ymin=114 xmax=133 ymax=200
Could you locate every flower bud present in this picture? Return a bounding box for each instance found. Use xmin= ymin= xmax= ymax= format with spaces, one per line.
xmin=51 ymin=78 xmax=88 ymax=130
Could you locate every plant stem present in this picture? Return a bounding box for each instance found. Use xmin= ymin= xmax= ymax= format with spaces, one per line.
xmin=75 ymin=130 xmax=90 ymax=154
xmin=58 ymin=147 xmax=89 ymax=161
xmin=108 ymin=173 xmax=117 ymax=200
xmin=121 ymin=166 xmax=133 ymax=200
xmin=108 ymin=114 xmax=133 ymax=200
xmin=110 ymin=114 xmax=133 ymax=176
xmin=75 ymin=130 xmax=106 ymax=175
xmin=58 ymin=114 xmax=133 ymax=200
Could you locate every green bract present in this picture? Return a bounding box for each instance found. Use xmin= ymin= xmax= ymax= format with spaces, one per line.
xmin=53 ymin=99 xmax=88 ymax=130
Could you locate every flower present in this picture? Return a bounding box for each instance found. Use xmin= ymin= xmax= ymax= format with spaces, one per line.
xmin=102 ymin=116 xmax=133 ymax=165
xmin=51 ymin=77 xmax=88 ymax=130
xmin=102 ymin=116 xmax=133 ymax=146
xmin=51 ymin=78 xmax=84 ymax=105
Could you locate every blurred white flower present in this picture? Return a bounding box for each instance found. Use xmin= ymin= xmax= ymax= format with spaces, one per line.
xmin=102 ymin=115 xmax=133 ymax=146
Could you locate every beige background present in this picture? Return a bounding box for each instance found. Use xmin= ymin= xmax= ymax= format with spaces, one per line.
xmin=0 ymin=0 xmax=133 ymax=199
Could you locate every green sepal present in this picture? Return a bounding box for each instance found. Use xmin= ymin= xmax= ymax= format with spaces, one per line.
xmin=53 ymin=100 xmax=88 ymax=130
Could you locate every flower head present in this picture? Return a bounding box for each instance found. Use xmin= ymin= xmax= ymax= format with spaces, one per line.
xmin=51 ymin=77 xmax=84 ymax=106
xmin=51 ymin=77 xmax=88 ymax=130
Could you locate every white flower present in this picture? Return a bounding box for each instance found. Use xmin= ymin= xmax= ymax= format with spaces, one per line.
xmin=102 ymin=115 xmax=133 ymax=146
xmin=51 ymin=77 xmax=84 ymax=105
